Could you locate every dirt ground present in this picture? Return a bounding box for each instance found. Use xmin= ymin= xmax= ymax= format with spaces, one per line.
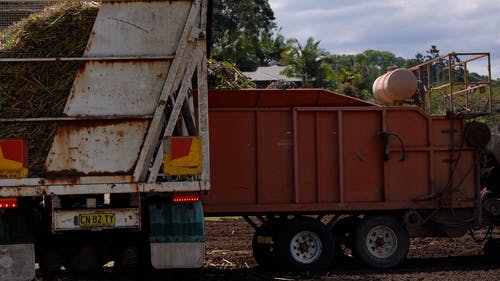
xmin=39 ymin=217 xmax=500 ymax=281
xmin=204 ymin=218 xmax=500 ymax=281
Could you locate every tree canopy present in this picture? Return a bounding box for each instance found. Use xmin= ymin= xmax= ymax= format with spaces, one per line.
xmin=210 ymin=0 xmax=284 ymax=71
xmin=281 ymin=37 xmax=334 ymax=88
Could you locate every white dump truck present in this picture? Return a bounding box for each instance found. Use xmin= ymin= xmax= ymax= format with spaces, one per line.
xmin=0 ymin=1 xmax=210 ymax=280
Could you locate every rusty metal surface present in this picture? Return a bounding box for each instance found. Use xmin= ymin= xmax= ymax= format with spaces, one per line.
xmin=85 ymin=1 xmax=191 ymax=57
xmin=0 ymin=176 xmax=132 ymax=187
xmin=64 ymin=61 xmax=170 ymax=116
xmin=0 ymin=181 xmax=206 ymax=197
xmin=409 ymin=52 xmax=493 ymax=114
xmin=44 ymin=120 xmax=149 ymax=175
xmin=47 ymin=0 xmax=195 ymax=177
xmin=202 ymin=89 xmax=478 ymax=215
xmin=0 ymin=0 xmax=209 ymax=196
xmin=43 ymin=0 xmax=207 ymax=180
xmin=132 ymin=0 xmax=205 ymax=181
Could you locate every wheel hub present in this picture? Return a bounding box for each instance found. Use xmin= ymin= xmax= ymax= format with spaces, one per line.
xmin=289 ymin=231 xmax=322 ymax=264
xmin=298 ymin=241 xmax=310 ymax=253
xmin=366 ymin=225 xmax=398 ymax=259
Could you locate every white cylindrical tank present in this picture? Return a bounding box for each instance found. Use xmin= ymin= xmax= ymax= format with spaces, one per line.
xmin=372 ymin=68 xmax=418 ymax=104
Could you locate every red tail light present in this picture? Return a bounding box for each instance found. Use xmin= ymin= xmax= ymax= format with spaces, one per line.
xmin=173 ymin=192 xmax=200 ymax=203
xmin=0 ymin=198 xmax=17 ymax=208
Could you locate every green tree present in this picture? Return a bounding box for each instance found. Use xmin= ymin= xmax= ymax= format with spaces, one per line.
xmin=281 ymin=37 xmax=335 ymax=88
xmin=210 ymin=29 xmax=258 ymax=69
xmin=328 ymin=50 xmax=408 ymax=99
xmin=257 ymin=31 xmax=287 ymax=66
xmin=211 ymin=0 xmax=279 ymax=70
xmin=407 ymin=53 xmax=425 ymax=67
xmin=425 ymin=45 xmax=441 ymax=61
xmin=335 ymin=68 xmax=369 ymax=100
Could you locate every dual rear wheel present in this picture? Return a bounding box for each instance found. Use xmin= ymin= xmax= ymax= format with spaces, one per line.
xmin=252 ymin=215 xmax=409 ymax=271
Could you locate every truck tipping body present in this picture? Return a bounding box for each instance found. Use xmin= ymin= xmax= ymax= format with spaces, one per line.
xmin=0 ymin=0 xmax=210 ymax=279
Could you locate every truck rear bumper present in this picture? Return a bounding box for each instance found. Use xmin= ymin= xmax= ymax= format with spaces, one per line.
xmin=0 ymin=179 xmax=210 ymax=197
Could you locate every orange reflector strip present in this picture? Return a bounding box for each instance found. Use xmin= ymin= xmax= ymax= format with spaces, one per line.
xmin=173 ymin=192 xmax=200 ymax=203
xmin=0 ymin=198 xmax=17 ymax=208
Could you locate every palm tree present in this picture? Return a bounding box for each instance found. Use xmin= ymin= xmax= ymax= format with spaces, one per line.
xmin=281 ymin=37 xmax=334 ymax=88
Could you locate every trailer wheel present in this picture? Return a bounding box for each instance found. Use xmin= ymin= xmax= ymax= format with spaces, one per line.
xmin=353 ymin=215 xmax=409 ymax=269
xmin=277 ymin=217 xmax=334 ymax=271
xmin=252 ymin=226 xmax=278 ymax=268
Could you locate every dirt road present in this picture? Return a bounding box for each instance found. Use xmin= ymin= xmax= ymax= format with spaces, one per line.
xmin=204 ymin=218 xmax=500 ymax=281
xmin=37 ymin=217 xmax=500 ymax=280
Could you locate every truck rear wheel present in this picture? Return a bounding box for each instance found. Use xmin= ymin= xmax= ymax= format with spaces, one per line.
xmin=67 ymin=243 xmax=100 ymax=273
xmin=39 ymin=248 xmax=64 ymax=273
xmin=353 ymin=215 xmax=409 ymax=268
xmin=277 ymin=217 xmax=334 ymax=271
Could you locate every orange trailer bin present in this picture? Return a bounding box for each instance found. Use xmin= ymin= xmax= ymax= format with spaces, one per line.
xmin=203 ymin=89 xmax=478 ymax=214
xmin=201 ymin=88 xmax=487 ymax=271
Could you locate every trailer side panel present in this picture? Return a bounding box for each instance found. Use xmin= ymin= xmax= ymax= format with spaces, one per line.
xmin=203 ymin=89 xmax=477 ymax=215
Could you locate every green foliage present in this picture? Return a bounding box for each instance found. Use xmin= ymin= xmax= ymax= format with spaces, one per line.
xmin=281 ymin=37 xmax=334 ymax=88
xmin=210 ymin=29 xmax=258 ymax=70
xmin=482 ymin=85 xmax=500 ymax=134
xmin=328 ymin=50 xmax=408 ymax=98
xmin=493 ymin=78 xmax=500 ymax=87
xmin=257 ymin=31 xmax=287 ymax=66
xmin=334 ymin=68 xmax=370 ymax=100
xmin=211 ymin=0 xmax=283 ymax=71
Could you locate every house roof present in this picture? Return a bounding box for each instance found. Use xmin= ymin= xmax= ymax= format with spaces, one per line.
xmin=243 ymin=66 xmax=302 ymax=82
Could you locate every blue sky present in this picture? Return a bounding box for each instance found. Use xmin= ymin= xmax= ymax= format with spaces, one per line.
xmin=269 ymin=0 xmax=500 ymax=78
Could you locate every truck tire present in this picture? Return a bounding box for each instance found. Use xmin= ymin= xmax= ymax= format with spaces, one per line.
xmin=277 ymin=217 xmax=334 ymax=271
xmin=353 ymin=215 xmax=409 ymax=269
xmin=67 ymin=243 xmax=100 ymax=273
xmin=252 ymin=227 xmax=278 ymax=268
xmin=40 ymin=248 xmax=64 ymax=273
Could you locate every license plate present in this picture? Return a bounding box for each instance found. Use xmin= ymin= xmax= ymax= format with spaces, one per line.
xmin=79 ymin=213 xmax=115 ymax=227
